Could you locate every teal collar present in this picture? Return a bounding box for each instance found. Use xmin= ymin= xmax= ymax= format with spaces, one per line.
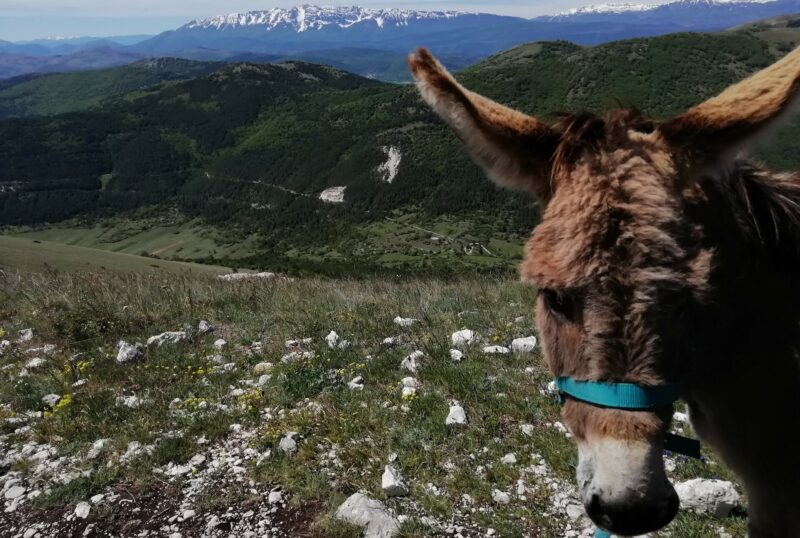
xmin=554 ymin=377 xmax=702 ymax=459
xmin=554 ymin=377 xmax=681 ymax=410
xmin=555 ymin=376 xmax=702 ymax=538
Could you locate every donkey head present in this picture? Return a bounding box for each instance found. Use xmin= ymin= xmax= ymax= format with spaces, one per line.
xmin=410 ymin=47 xmax=800 ymax=534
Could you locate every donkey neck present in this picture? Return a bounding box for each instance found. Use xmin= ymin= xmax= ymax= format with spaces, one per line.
xmin=683 ymin=163 xmax=800 ymax=535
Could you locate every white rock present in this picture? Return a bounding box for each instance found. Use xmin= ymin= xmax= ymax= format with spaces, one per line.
xmin=483 ymin=346 xmax=510 ymax=355
xmin=400 ymin=351 xmax=424 ymax=373
xmin=74 ymin=501 xmax=91 ymax=519
xmin=377 ymin=146 xmax=402 ymax=184
xmin=319 ymin=186 xmax=346 ymax=204
xmin=218 ymin=272 xmax=276 ymax=281
xmin=451 ymin=329 xmax=476 ymax=347
xmin=393 ymin=317 xmax=417 ymax=327
xmin=189 ymin=454 xmax=206 ymax=467
xmin=0 ymin=340 xmax=10 ymax=354
xmin=279 ymin=433 xmax=298 ymax=455
xmin=401 ymin=377 xmax=419 ymax=389
xmin=381 ymin=465 xmax=409 ymax=497
xmin=182 ymin=509 xmax=196 ymax=520
xmin=90 ymin=494 xmax=105 ymax=504
xmin=401 ymin=386 xmax=417 ymax=398
xmin=565 ymin=503 xmax=586 ymax=522
xmin=446 ymin=402 xmax=467 ymax=426
xmin=25 ymin=357 xmax=46 ymax=369
xmin=257 ymin=374 xmax=271 ymax=386
xmin=213 ymin=339 xmax=227 ymax=350
xmin=18 ymin=328 xmax=33 ymax=342
xmin=4 ymin=485 xmax=26 ymax=500
xmin=116 ymin=341 xmax=143 ymax=363
xmin=382 ymin=336 xmax=398 ymax=347
xmin=348 ymin=376 xmax=365 ymax=390
xmin=491 ymin=489 xmax=511 ymax=505
xmin=501 ymin=453 xmax=517 ymax=465
xmin=511 ymin=336 xmax=537 ymax=353
xmin=86 ymin=439 xmax=110 ymax=460
xmin=280 ymin=351 xmax=314 ymax=364
xmin=23 ymin=529 xmax=36 ymax=538
xmin=334 ymin=492 xmax=400 ymax=538
xmin=268 ymin=490 xmax=283 ymax=504
xmin=146 ymin=331 xmax=186 ymax=347
xmin=116 ymin=395 xmax=146 ymax=408
xmin=198 ymin=320 xmax=213 ymax=334
xmin=675 ymin=479 xmax=740 ymax=517
xmin=325 ymin=330 xmax=350 ymax=349
xmin=41 ymin=394 xmax=61 ymax=407
xmin=166 ymin=464 xmax=191 ymax=477
xmin=206 ymin=516 xmax=220 ymax=530
xmin=519 ymin=424 xmax=535 ymax=437
xmin=673 ymin=411 xmax=690 ymax=424
xmin=449 ymin=349 xmax=464 ymax=362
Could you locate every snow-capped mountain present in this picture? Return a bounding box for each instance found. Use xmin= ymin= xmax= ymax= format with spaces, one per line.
xmin=546 ymin=0 xmax=797 ymax=23
xmin=558 ymin=3 xmax=659 ymax=16
xmin=184 ymin=5 xmax=468 ymax=32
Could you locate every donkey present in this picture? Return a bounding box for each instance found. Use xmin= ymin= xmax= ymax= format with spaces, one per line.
xmin=409 ymin=47 xmax=800 ymax=536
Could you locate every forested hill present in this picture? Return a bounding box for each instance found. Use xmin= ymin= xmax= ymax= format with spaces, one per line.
xmin=3 ymin=20 xmax=800 ymax=275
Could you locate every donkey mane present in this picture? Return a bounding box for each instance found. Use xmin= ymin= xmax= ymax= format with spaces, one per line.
xmin=726 ymin=163 xmax=800 ymax=256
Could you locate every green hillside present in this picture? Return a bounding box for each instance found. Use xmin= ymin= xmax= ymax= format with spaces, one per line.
xmin=3 ymin=26 xmax=800 ymax=275
xmin=0 ymin=58 xmax=221 ymax=119
xmin=0 ymin=236 xmax=237 ymax=275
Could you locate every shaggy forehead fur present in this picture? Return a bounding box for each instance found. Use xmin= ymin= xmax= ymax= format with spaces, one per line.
xmin=522 ymin=110 xmax=715 ymax=392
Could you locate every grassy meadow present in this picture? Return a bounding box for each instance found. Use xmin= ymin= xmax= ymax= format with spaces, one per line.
xmin=0 ymin=259 xmax=748 ymax=536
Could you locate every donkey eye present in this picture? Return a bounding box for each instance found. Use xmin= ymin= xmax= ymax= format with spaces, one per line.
xmin=540 ymin=289 xmax=577 ymax=323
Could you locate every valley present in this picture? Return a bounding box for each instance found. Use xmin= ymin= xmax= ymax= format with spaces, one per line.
xmin=4 ymin=19 xmax=800 ymax=276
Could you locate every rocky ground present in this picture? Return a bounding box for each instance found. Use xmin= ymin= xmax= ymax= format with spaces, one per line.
xmin=0 ymin=273 xmax=748 ymax=537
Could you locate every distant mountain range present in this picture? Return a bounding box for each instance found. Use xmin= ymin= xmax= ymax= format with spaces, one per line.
xmin=4 ymin=17 xmax=800 ymax=274
xmin=2 ymin=0 xmax=800 ymax=81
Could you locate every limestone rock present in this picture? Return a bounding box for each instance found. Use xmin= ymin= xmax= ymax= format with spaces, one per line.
xmin=41 ymin=394 xmax=61 ymax=407
xmin=279 ymin=432 xmax=299 ymax=455
xmin=449 ymin=349 xmax=464 ymax=362
xmin=334 ymin=492 xmax=400 ymax=538
xmin=446 ymin=401 xmax=467 ymax=426
xmin=451 ymin=329 xmax=475 ymax=347
xmin=400 ymin=351 xmax=424 ymax=373
xmin=146 ymin=331 xmax=186 ymax=347
xmin=675 ymin=479 xmax=740 ymax=517
xmin=393 ymin=317 xmax=417 ymax=327
xmin=511 ymin=336 xmax=537 ymax=353
xmin=381 ymin=465 xmax=409 ymax=497
xmin=74 ymin=501 xmax=91 ymax=519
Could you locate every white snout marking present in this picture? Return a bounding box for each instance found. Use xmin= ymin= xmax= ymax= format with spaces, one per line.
xmin=577 ymin=436 xmax=670 ymax=504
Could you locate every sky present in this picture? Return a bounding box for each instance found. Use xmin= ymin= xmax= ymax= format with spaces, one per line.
xmin=0 ymin=0 xmax=673 ymax=41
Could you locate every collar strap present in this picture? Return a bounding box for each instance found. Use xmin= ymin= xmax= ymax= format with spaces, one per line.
xmin=554 ymin=377 xmax=702 ymax=460
xmin=554 ymin=377 xmax=681 ymax=410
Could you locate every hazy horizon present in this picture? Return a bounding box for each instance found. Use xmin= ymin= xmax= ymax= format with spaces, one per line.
xmin=0 ymin=1 xmax=674 ymax=42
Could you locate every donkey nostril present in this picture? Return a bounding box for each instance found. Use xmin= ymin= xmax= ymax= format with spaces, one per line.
xmin=589 ymin=494 xmax=602 ymax=514
xmin=586 ymin=494 xmax=614 ymax=529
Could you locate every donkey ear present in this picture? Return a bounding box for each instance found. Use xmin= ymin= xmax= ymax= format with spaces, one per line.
xmin=660 ymin=46 xmax=800 ymax=163
xmin=409 ymin=48 xmax=560 ymax=202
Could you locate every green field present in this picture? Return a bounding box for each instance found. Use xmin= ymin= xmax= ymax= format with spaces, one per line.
xmin=11 ymin=220 xmax=258 ymax=261
xmin=0 ymin=263 xmax=748 ymax=537
xmin=0 ymin=236 xmax=237 ymax=275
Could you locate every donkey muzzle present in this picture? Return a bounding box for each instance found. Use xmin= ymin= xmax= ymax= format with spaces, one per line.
xmin=578 ymin=437 xmax=679 ymax=536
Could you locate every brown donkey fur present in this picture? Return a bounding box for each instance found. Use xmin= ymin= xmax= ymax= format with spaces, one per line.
xmin=410 ymin=47 xmax=800 ymax=536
